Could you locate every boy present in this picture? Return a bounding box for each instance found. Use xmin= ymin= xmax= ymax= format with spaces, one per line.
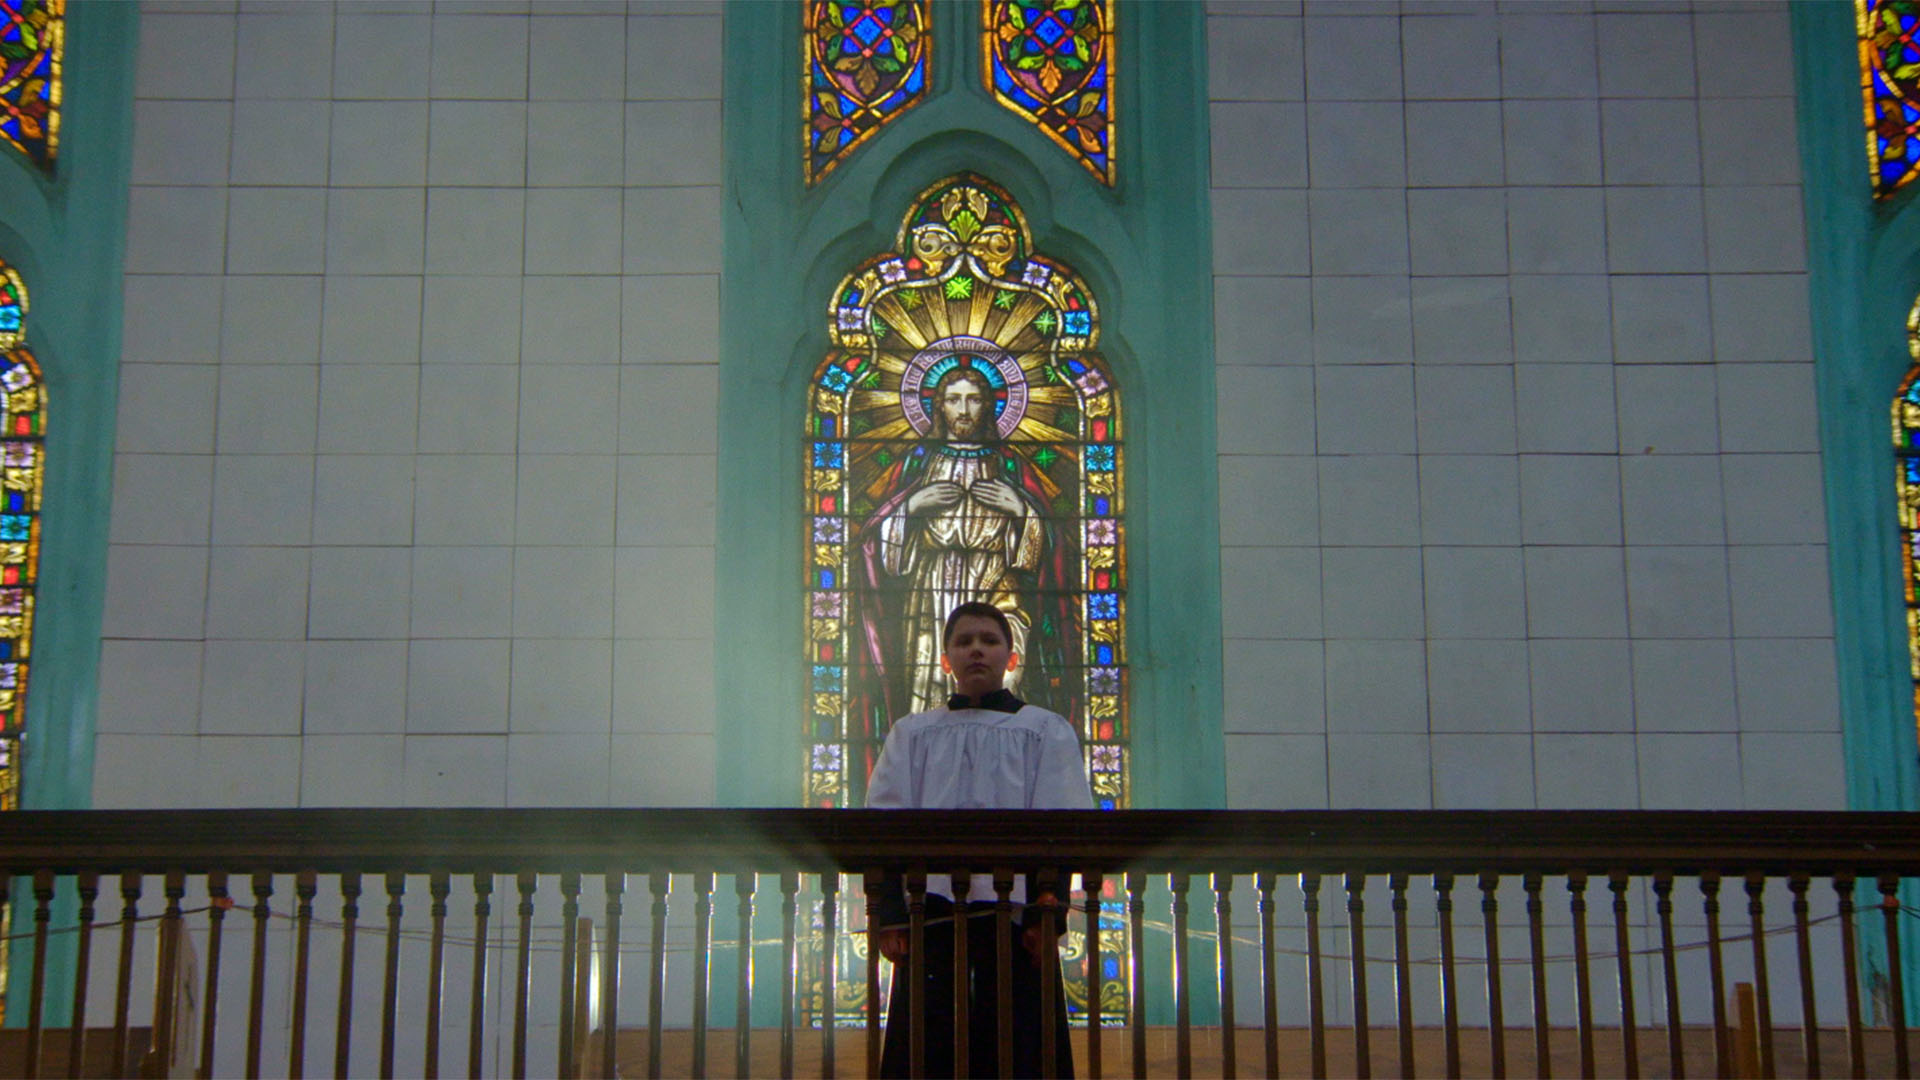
xmin=865 ymin=600 xmax=1093 ymax=1078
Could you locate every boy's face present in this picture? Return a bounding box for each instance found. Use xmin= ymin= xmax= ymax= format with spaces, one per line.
xmin=941 ymin=613 xmax=1015 ymax=699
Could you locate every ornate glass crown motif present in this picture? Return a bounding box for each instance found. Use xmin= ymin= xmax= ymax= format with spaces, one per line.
xmin=983 ymin=0 xmax=1114 ymax=185
xmin=1862 ymin=0 xmax=1920 ymax=197
xmin=0 ymin=0 xmax=62 ymax=173
xmin=805 ymin=0 xmax=931 ymax=185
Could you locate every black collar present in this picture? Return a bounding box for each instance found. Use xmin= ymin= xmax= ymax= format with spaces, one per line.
xmin=947 ymin=688 xmax=1025 ymax=713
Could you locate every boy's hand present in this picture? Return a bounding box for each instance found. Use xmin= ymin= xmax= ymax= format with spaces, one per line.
xmin=877 ymin=927 xmax=909 ymax=964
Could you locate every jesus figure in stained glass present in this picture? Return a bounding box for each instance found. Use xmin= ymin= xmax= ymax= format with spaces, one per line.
xmin=857 ymin=353 xmax=1067 ymax=717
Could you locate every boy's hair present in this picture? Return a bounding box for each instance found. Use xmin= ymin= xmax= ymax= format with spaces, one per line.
xmin=943 ymin=601 xmax=1013 ymax=645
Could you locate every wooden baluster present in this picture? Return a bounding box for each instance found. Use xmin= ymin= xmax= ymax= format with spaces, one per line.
xmin=905 ymin=867 xmax=926 ymax=1080
xmin=1172 ymin=871 xmax=1193 ymax=1080
xmin=995 ymin=867 xmax=1017 ymax=1080
xmin=1435 ymin=873 xmax=1460 ymax=1080
xmin=697 ymin=871 xmax=716 ymax=1080
xmin=423 ymin=872 xmax=449 ymax=1080
xmin=290 ymin=870 xmax=318 ymax=1079
xmin=27 ymin=868 xmax=53 ymax=1078
xmin=1568 ymin=872 xmax=1594 ymax=1080
xmin=1478 ymin=873 xmax=1505 ymax=1080
xmin=649 ymin=871 xmax=671 ymax=1080
xmin=1305 ymin=871 xmax=1328 ymax=1080
xmin=953 ymin=869 xmax=972 ymax=1080
xmin=1524 ymin=872 xmax=1549 ymax=1079
xmin=1607 ymin=872 xmax=1639 ymax=1080
xmin=556 ymin=871 xmax=580 ymax=1080
xmin=1746 ymin=873 xmax=1777 ymax=1080
xmin=1652 ymin=873 xmax=1684 ymax=1080
xmin=1834 ymin=873 xmax=1863 ymax=1080
xmin=1039 ymin=867 xmax=1062 ymax=1080
xmin=861 ymin=869 xmax=882 ymax=1080
xmin=1214 ymin=872 xmax=1237 ymax=1080
xmin=571 ymin=921 xmax=591 ymax=1080
xmin=1254 ymin=873 xmax=1277 ymax=1080
xmin=380 ymin=872 xmax=406 ymax=1080
xmin=112 ymin=871 xmax=142 ymax=1080
xmin=734 ymin=872 xmax=756 ymax=1080
xmin=1346 ymin=872 xmax=1371 ymax=1080
xmin=1787 ymin=873 xmax=1818 ymax=1080
xmin=823 ymin=873 xmax=840 ymax=1080
xmin=1879 ymin=873 xmax=1910 ymax=1080
xmin=1703 ymin=872 xmax=1730 ymax=1080
xmin=70 ymin=871 xmax=98 ymax=1080
xmin=1085 ymin=872 xmax=1106 ymax=1080
xmin=244 ymin=872 xmax=271 ymax=1080
xmin=511 ymin=871 xmax=536 ymax=1080
xmin=335 ymin=872 xmax=362 ymax=1080
xmin=604 ymin=873 xmax=627 ymax=1080
xmin=781 ymin=871 xmax=799 ymax=1079
xmin=1390 ymin=873 xmax=1413 ymax=1080
xmin=150 ymin=870 xmax=186 ymax=1080
xmin=1127 ymin=871 xmax=1148 ymax=1080
xmin=469 ymin=874 xmax=492 ymax=1080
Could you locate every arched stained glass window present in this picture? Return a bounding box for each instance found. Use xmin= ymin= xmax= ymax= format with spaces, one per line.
xmin=805 ymin=0 xmax=930 ymax=186
xmin=0 ymin=261 xmax=44 ymax=812
xmin=805 ymin=173 xmax=1127 ymax=814
xmin=802 ymin=171 xmax=1129 ymax=1030
xmin=983 ymin=0 xmax=1114 ymax=185
xmin=1861 ymin=0 xmax=1920 ymax=197
xmin=0 ymin=0 xmax=62 ymax=173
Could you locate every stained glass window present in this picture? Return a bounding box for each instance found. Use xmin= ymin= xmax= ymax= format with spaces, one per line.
xmin=0 ymin=0 xmax=61 ymax=173
xmin=806 ymin=173 xmax=1125 ymax=810
xmin=1861 ymin=0 xmax=1920 ymax=197
xmin=0 ymin=261 xmax=43 ymax=813
xmin=805 ymin=0 xmax=930 ymax=186
xmin=802 ymin=171 xmax=1126 ymax=1027
xmin=1894 ymin=298 xmax=1920 ymax=751
xmin=983 ymin=0 xmax=1114 ymax=185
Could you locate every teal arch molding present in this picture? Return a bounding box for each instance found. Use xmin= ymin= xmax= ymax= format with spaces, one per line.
xmin=717 ymin=2 xmax=1222 ymax=811
xmin=0 ymin=0 xmax=139 ymax=1028
xmin=1793 ymin=2 xmax=1920 ymax=1023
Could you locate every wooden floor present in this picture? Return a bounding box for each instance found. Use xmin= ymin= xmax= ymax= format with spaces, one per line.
xmin=592 ymin=1024 xmax=1918 ymax=1079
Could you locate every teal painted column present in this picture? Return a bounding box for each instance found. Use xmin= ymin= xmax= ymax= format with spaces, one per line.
xmin=0 ymin=0 xmax=140 ymax=1026
xmin=1792 ymin=2 xmax=1920 ymax=1024
xmin=718 ymin=1 xmax=1222 ymax=812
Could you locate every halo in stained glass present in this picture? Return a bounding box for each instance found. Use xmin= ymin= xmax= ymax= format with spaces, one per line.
xmin=805 ymin=0 xmax=930 ymax=186
xmin=982 ymin=0 xmax=1114 ymax=185
xmin=0 ymin=0 xmax=61 ymax=173
xmin=1861 ymin=0 xmax=1920 ymax=197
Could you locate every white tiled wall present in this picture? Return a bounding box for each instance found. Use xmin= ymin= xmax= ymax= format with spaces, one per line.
xmin=103 ymin=0 xmax=721 ymax=809
xmin=1211 ymin=0 xmax=1841 ymax=810
xmin=104 ymin=0 xmax=1838 ymax=815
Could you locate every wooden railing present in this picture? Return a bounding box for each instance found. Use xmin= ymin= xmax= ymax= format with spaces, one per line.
xmin=0 ymin=809 xmax=1917 ymax=1078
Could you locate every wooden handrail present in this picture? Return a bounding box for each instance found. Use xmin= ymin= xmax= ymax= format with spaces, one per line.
xmin=0 ymin=808 xmax=1917 ymax=873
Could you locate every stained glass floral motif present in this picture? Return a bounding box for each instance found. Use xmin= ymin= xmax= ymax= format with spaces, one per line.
xmin=803 ymin=173 xmax=1126 ymax=1023
xmin=806 ymin=0 xmax=930 ymax=186
xmin=983 ymin=0 xmax=1114 ymax=185
xmin=0 ymin=0 xmax=61 ymax=173
xmin=1861 ymin=0 xmax=1920 ymax=197
xmin=0 ymin=261 xmax=43 ymax=813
